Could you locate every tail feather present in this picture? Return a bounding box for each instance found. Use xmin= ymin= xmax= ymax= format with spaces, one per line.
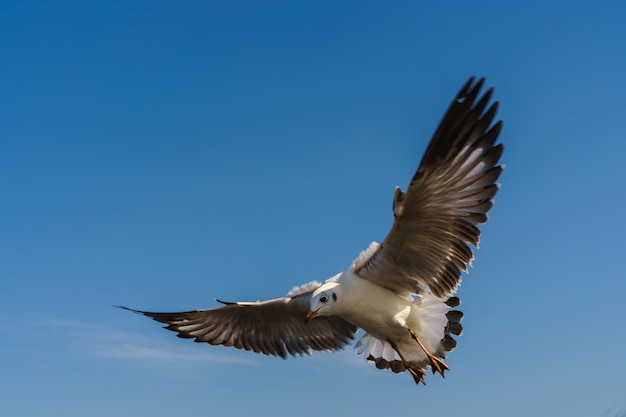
xmin=355 ymin=294 xmax=463 ymax=377
xmin=355 ymin=336 xmax=406 ymax=373
xmin=435 ymin=297 xmax=463 ymax=358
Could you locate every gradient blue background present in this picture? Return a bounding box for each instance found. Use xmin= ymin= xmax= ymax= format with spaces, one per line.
xmin=2 ymin=1 xmax=625 ymax=416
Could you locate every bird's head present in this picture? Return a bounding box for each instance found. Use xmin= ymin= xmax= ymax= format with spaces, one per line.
xmin=305 ymin=282 xmax=340 ymax=323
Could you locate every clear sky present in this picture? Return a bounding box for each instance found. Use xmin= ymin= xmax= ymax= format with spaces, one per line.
xmin=2 ymin=1 xmax=625 ymax=416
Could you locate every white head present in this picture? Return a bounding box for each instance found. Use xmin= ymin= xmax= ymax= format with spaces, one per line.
xmin=305 ymin=281 xmax=341 ymax=323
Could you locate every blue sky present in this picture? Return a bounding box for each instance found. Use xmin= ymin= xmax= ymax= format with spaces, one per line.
xmin=2 ymin=1 xmax=626 ymax=416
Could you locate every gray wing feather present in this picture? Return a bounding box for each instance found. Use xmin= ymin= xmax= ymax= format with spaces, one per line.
xmin=119 ymin=282 xmax=357 ymax=359
xmin=355 ymin=77 xmax=504 ymax=298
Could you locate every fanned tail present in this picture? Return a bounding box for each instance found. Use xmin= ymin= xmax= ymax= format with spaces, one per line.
xmin=355 ymin=294 xmax=463 ymax=379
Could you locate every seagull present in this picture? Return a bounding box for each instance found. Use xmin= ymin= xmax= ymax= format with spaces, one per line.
xmin=119 ymin=76 xmax=504 ymax=386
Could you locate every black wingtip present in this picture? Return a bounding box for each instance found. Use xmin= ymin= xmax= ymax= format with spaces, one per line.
xmin=114 ymin=305 xmax=147 ymax=315
xmin=458 ymin=75 xmax=485 ymax=94
xmin=215 ymin=298 xmax=238 ymax=306
xmin=459 ymin=76 xmax=476 ymax=97
xmin=473 ymin=76 xmax=485 ymax=91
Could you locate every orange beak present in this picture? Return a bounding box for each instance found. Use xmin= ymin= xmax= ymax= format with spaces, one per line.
xmin=305 ymin=308 xmax=320 ymax=324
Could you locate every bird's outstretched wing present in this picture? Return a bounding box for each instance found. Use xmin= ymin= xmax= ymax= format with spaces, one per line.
xmin=119 ymin=281 xmax=357 ymax=359
xmin=355 ymin=77 xmax=504 ymax=298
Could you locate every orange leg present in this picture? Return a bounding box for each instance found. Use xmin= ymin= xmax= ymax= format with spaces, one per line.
xmin=386 ymin=338 xmax=427 ymax=386
xmin=407 ymin=328 xmax=449 ymax=377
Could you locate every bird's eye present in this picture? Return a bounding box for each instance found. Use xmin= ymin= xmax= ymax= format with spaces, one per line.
xmin=320 ymin=296 xmax=327 ymax=303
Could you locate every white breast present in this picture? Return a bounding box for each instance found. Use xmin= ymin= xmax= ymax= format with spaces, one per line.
xmin=333 ymin=268 xmax=413 ymax=340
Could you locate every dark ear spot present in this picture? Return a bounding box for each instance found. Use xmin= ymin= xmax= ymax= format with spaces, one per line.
xmin=332 ymin=293 xmax=337 ymax=301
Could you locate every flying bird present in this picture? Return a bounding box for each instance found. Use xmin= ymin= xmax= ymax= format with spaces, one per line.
xmin=120 ymin=76 xmax=504 ymax=386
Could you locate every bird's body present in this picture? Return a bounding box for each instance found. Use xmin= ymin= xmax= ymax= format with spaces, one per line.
xmin=120 ymin=76 xmax=503 ymax=386
xmin=306 ymin=242 xmax=463 ymax=382
xmin=339 ymin=269 xmax=447 ymax=369
xmin=324 ymin=269 xmax=412 ymax=342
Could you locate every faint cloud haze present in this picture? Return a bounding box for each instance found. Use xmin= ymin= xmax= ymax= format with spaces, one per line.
xmin=29 ymin=315 xmax=258 ymax=365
